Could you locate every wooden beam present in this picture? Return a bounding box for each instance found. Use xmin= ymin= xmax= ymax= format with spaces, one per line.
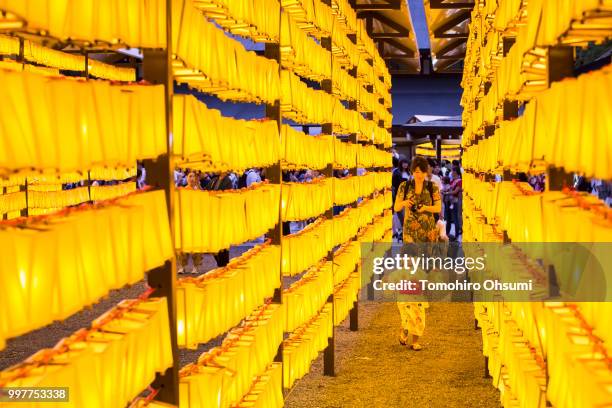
xmin=435 ymin=53 xmax=465 ymax=59
xmin=433 ymin=38 xmax=466 ymax=59
xmin=434 ymin=32 xmax=468 ymax=39
xmin=353 ymin=0 xmax=401 ymax=10
xmin=383 ymin=53 xmax=415 ymax=59
xmin=375 ymin=38 xmax=416 ymax=58
xmin=430 ymin=0 xmax=475 ymax=9
xmin=371 ymin=32 xmax=407 ymax=38
xmin=433 ymin=9 xmax=470 ymax=38
xmin=358 ymin=11 xmax=410 ymax=36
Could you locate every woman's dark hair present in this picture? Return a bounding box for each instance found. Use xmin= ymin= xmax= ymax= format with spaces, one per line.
xmin=398 ymin=158 xmax=409 ymax=169
xmin=411 ymin=156 xmax=429 ymax=173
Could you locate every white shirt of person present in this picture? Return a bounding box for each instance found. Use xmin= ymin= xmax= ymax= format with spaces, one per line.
xmin=429 ymin=174 xmax=442 ymax=191
xmin=246 ymin=169 xmax=262 ymax=187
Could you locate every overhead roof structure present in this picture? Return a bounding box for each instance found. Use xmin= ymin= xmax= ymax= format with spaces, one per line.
xmin=423 ymin=0 xmax=475 ymax=73
xmin=350 ymin=0 xmax=421 ymax=74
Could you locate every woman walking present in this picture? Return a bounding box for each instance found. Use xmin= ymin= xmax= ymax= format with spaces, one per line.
xmin=393 ymin=156 xmax=441 ymax=350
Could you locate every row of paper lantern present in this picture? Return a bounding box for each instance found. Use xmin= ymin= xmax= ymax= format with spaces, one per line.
xmin=1 ymin=183 xmax=136 ymax=219
xmin=174 ymin=183 xmax=389 ymax=265
xmin=172 ymin=0 xmax=279 ymax=105
xmin=463 ymin=65 xmax=612 ymax=180
xmin=462 ymin=180 xmax=611 ymax=302
xmin=179 ymin=303 xmax=284 ymax=408
xmin=0 ymin=0 xmax=391 ymax=96
xmin=0 ymin=297 xmax=173 ymax=408
xmin=283 ymin=303 xmax=333 ymax=389
xmin=173 ymin=95 xmax=280 ymax=172
xmin=463 ymin=173 xmax=612 ymax=243
xmin=0 ymin=0 xmax=166 ymax=48
xmin=283 ymin=127 xmax=392 ymax=170
xmin=278 ymin=16 xmax=390 ymax=125
xmin=174 ymin=183 xmax=280 ymax=253
xmin=0 ymin=190 xmax=24 ymax=218
xmin=280 ymin=70 xmax=390 ymax=144
xmin=0 ymin=34 xmax=136 ymax=81
xmin=281 ymin=173 xmax=390 ymax=220
xmin=281 ymin=12 xmax=332 ymax=82
xmin=332 ymin=241 xmax=362 ymax=286
xmin=0 ymin=68 xmax=166 ymax=176
xmin=194 ymin=0 xmax=280 ymax=42
xmin=475 ymin=301 xmax=612 ymax=408
xmin=173 ymin=95 xmax=392 ymax=172
xmin=232 ymin=362 xmax=283 ymax=408
xmin=191 ymin=0 xmax=392 ymax=108
xmin=333 ymin=270 xmax=361 ymax=326
xmin=461 ymin=1 xmax=610 ymax=139
xmin=0 ymin=182 xmax=135 ymax=216
xmin=281 ymin=191 xmax=391 ymax=276
xmin=284 ymin=261 xmax=333 ymax=332
xmin=279 ymin=0 xmax=391 ymax=88
xmin=176 ymin=244 xmax=280 ymax=349
xmin=4 ymin=166 xmax=138 ymax=185
xmin=0 ymin=190 xmax=172 ymax=344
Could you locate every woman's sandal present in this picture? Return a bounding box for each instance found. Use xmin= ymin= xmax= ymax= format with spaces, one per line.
xmin=411 ymin=344 xmax=423 ymax=351
xmin=399 ymin=337 xmax=407 ymax=346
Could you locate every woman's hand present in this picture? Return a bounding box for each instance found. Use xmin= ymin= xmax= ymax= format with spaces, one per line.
xmin=403 ymin=198 xmax=414 ymax=208
xmin=417 ymin=205 xmax=437 ymax=214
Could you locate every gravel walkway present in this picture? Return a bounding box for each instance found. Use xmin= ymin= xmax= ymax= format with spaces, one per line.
xmin=284 ymin=300 xmax=500 ymax=408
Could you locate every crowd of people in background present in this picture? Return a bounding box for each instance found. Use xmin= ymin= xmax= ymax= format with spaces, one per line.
xmin=392 ymin=156 xmax=463 ymax=241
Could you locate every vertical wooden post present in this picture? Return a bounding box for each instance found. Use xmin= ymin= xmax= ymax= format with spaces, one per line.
xmin=547 ymin=46 xmax=574 ymax=85
xmin=502 ymin=100 xmax=518 ymax=120
xmin=264 ymin=21 xmax=285 ymax=386
xmin=1 ymin=185 xmax=5 ymax=220
xmin=84 ymin=52 xmax=90 ymax=79
xmin=545 ymin=45 xmax=575 ymax=194
xmin=141 ymin=1 xmax=179 ymax=403
xmin=20 ymin=179 xmax=28 ymax=217
xmin=502 ymin=37 xmax=515 ymax=56
xmin=320 ymin=24 xmax=335 ymax=377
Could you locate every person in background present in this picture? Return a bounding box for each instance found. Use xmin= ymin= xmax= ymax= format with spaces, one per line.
xmin=178 ymin=172 xmax=203 ymax=273
xmin=528 ymin=174 xmax=545 ymax=192
xmin=205 ymin=172 xmax=234 ymax=266
xmin=393 ymin=156 xmax=441 ymax=350
xmin=441 ymin=176 xmax=452 ymax=226
xmin=186 ymin=171 xmax=199 ymax=189
xmin=391 ymin=147 xmax=400 ymax=168
xmin=137 ymin=163 xmax=147 ymax=189
xmin=446 ymin=168 xmax=463 ymax=238
xmin=227 ymin=172 xmax=238 ymax=189
xmin=427 ymin=160 xmax=442 ymax=192
xmin=174 ymin=168 xmax=185 ymax=186
xmin=206 ymin=172 xmax=235 ymax=191
xmin=575 ymin=176 xmax=592 ymax=192
xmin=427 ymin=160 xmax=442 ymax=222
xmin=333 ymin=170 xmax=348 ymax=216
xmin=245 ymin=168 xmax=262 ymax=187
xmin=392 ymin=158 xmax=410 ymax=240
xmin=433 ymin=162 xmax=442 ymax=178
xmin=199 ymin=172 xmax=212 ymax=190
